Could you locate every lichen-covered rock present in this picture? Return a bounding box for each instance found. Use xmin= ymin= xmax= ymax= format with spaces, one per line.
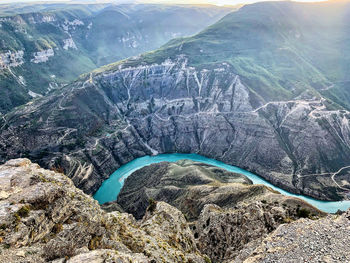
xmin=191 ymin=202 xmax=306 ymax=263
xmin=64 ymin=249 xmax=149 ymax=263
xmin=140 ymin=202 xmax=197 ymax=254
xmin=0 ymin=159 xmax=207 ymax=262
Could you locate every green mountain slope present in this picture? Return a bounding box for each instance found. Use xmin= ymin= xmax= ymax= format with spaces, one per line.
xmin=0 ymin=2 xmax=107 ymax=17
xmin=0 ymin=3 xmax=232 ymax=113
xmin=118 ymin=1 xmax=350 ymax=108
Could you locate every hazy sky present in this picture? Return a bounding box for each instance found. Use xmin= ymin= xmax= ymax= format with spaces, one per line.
xmin=0 ymin=0 xmax=329 ymax=5
xmin=144 ymin=0 xmax=328 ymax=4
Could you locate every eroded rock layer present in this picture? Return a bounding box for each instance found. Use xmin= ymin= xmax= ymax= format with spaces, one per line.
xmin=0 ymin=159 xmax=208 ymax=262
xmin=114 ymin=160 xmax=325 ymax=262
xmin=1 ymin=58 xmax=350 ymax=201
xmin=1 ymin=159 xmax=348 ymax=263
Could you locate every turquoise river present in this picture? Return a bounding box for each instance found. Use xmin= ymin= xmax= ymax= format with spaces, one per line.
xmin=93 ymin=153 xmax=350 ymax=213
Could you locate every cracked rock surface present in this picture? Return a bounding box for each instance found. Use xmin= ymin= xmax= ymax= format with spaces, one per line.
xmin=236 ymin=212 xmax=350 ymax=263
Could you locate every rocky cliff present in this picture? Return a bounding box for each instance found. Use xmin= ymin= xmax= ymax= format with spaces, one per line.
xmin=114 ymin=160 xmax=325 ymax=262
xmin=1 ymin=57 xmax=350 ymax=202
xmin=0 ymin=158 xmax=208 ymax=262
xmin=1 ymin=159 xmax=348 ymax=263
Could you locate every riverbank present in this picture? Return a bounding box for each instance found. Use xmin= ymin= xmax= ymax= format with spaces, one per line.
xmin=93 ymin=153 xmax=350 ymax=213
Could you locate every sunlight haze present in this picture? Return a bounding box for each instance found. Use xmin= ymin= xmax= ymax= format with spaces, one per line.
xmin=0 ymin=0 xmax=330 ymax=5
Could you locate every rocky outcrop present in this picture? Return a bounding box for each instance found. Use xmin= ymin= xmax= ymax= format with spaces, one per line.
xmin=0 ymin=50 xmax=24 ymax=69
xmin=236 ymin=211 xmax=350 ymax=262
xmin=30 ymin=49 xmax=55 ymax=64
xmin=114 ymin=160 xmax=325 ymax=262
xmin=193 ymin=204 xmax=282 ymax=262
xmin=0 ymin=159 xmax=208 ymax=262
xmin=63 ymin=38 xmax=77 ymax=50
xmin=116 ymin=160 xmax=253 ymax=220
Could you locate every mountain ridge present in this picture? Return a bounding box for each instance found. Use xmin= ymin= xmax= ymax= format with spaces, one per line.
xmin=1 ymin=55 xmax=350 ymax=201
xmin=1 ymin=1 xmax=350 ymax=202
xmin=0 ymin=3 xmax=232 ymax=113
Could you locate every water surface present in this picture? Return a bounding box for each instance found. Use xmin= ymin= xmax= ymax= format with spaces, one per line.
xmin=93 ymin=153 xmax=350 ymax=213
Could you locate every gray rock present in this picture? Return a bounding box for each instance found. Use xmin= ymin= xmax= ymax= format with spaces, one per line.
xmin=0 ymin=159 xmax=207 ymax=263
xmin=1 ymin=59 xmax=350 ymax=201
xmin=236 ymin=213 xmax=350 ymax=262
xmin=117 ymin=160 xmax=253 ymax=219
xmin=116 ymin=160 xmax=325 ymax=262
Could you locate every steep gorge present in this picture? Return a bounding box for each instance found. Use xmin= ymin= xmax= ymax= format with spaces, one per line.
xmin=0 ymin=158 xmax=348 ymax=263
xmin=2 ymin=1 xmax=350 ymax=202
xmin=1 ymin=57 xmax=350 ymax=201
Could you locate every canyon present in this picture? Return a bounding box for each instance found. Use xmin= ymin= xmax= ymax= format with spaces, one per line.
xmin=1 ymin=57 xmax=350 ymax=201
xmin=1 ymin=1 xmax=350 ymax=262
xmin=1 ymin=159 xmax=349 ymax=263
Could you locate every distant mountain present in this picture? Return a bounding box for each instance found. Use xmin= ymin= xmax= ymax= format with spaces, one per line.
xmin=0 ymin=3 xmax=232 ymax=113
xmin=0 ymin=2 xmax=108 ymax=16
xmin=123 ymin=1 xmax=350 ymax=108
xmin=1 ymin=1 xmax=350 ymax=202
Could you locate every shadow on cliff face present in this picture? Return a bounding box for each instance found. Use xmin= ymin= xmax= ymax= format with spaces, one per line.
xmin=1 ymin=61 xmax=350 ymax=202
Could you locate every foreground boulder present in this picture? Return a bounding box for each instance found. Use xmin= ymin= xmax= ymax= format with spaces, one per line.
xmin=0 ymin=159 xmax=207 ymax=262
